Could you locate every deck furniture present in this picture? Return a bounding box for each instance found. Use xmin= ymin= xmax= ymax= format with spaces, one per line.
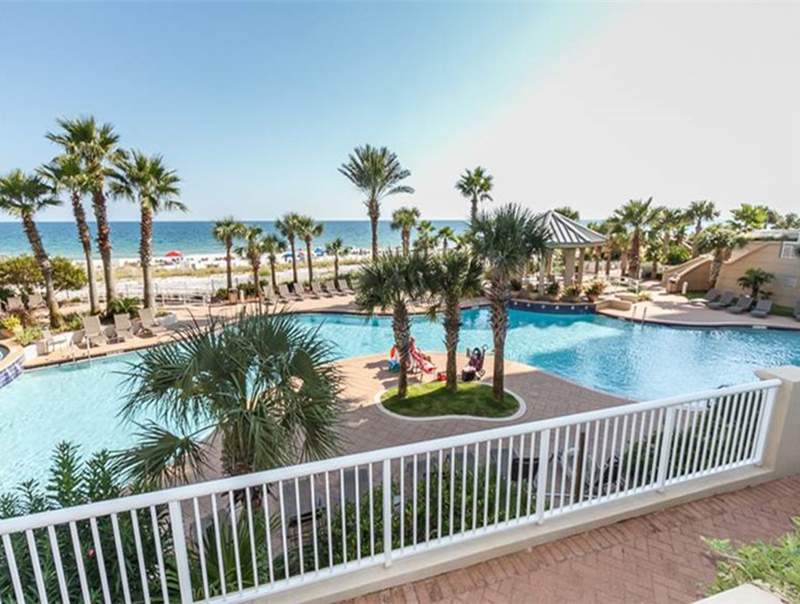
xmin=727 ymin=296 xmax=753 ymax=314
xmin=750 ymin=299 xmax=772 ymax=318
xmin=323 ymin=280 xmax=339 ymax=296
xmin=28 ymin=293 xmax=44 ymax=309
xmin=708 ymin=291 xmax=735 ymax=309
xmin=263 ymin=284 xmax=278 ymax=304
xmin=795 ymin=300 xmax=800 ymax=321
xmin=277 ymin=283 xmax=293 ymax=302
xmin=292 ymin=283 xmax=308 ymax=300
xmin=311 ymin=282 xmax=329 ymax=298
xmin=4 ymin=296 xmax=23 ymax=312
xmin=113 ymin=314 xmax=136 ymax=341
xmin=140 ymin=308 xmax=167 ymax=336
xmin=35 ymin=328 xmax=56 ymax=355
xmin=696 ymin=289 xmax=720 ymax=305
xmin=337 ymin=279 xmax=354 ymax=295
xmin=82 ymin=315 xmax=108 ymax=347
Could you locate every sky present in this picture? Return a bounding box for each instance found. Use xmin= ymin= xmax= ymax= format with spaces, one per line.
xmin=0 ymin=1 xmax=798 ymax=223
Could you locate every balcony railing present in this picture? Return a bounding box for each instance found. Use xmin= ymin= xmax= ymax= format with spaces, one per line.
xmin=0 ymin=379 xmax=780 ymax=603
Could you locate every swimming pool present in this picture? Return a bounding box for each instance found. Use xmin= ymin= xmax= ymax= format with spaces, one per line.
xmin=1 ymin=308 xmax=798 ymax=487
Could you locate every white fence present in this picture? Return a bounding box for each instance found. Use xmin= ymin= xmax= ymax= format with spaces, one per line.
xmin=0 ymin=379 xmax=780 ymax=603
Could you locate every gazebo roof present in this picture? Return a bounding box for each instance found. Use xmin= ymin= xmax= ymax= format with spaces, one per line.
xmin=537 ymin=210 xmax=606 ymax=249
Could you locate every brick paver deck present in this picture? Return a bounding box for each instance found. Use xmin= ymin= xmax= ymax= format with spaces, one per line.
xmin=345 ymin=475 xmax=800 ymax=604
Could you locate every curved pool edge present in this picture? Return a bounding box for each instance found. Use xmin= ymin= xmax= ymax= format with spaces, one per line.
xmin=0 ymin=341 xmax=25 ymax=388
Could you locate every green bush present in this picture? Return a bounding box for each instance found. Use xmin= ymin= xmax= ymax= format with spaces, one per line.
xmin=546 ymin=281 xmax=560 ymax=297
xmin=103 ymin=296 xmax=140 ymax=319
xmin=563 ymin=284 xmax=583 ymax=299
xmin=15 ymin=327 xmax=43 ymax=346
xmin=0 ymin=255 xmax=87 ymax=297
xmin=666 ymin=245 xmax=692 ymax=265
xmin=585 ymin=280 xmax=606 ymax=298
xmin=55 ymin=312 xmax=84 ymax=333
xmin=0 ymin=314 xmax=21 ymax=332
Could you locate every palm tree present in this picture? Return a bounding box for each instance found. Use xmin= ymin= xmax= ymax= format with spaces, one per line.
xmin=212 ymin=217 xmax=246 ymax=293
xmin=455 ymin=166 xmax=493 ymax=224
xmin=686 ymin=200 xmax=719 ymax=257
xmin=737 ymin=268 xmax=774 ymax=300
xmin=0 ymin=170 xmax=63 ymax=327
xmin=553 ymin=206 xmax=580 ymax=220
xmin=325 ymin=237 xmax=346 ymax=282
xmin=295 ymin=215 xmax=324 ymax=284
xmin=38 ymin=155 xmax=100 ymax=314
xmin=413 ymin=220 xmax=438 ymax=257
xmin=109 ymin=151 xmax=184 ymax=309
xmin=262 ymin=234 xmax=287 ymax=293
xmin=47 ymin=117 xmax=124 ymax=305
xmin=437 ymin=226 xmax=457 ymax=252
xmin=356 ymin=251 xmax=429 ymax=399
xmin=776 ymin=212 xmax=800 ymax=229
xmin=472 ymin=204 xmax=548 ymax=403
xmin=613 ymin=197 xmax=654 ymax=278
xmin=115 ymin=310 xmax=343 ymax=485
xmin=235 ymin=226 xmax=266 ymax=299
xmin=729 ymin=203 xmax=768 ymax=232
xmin=426 ymin=249 xmax=483 ymax=392
xmin=276 ymin=212 xmax=302 ymax=283
xmin=390 ymin=206 xmax=420 ymax=255
xmin=339 ymin=145 xmax=414 ymax=260
xmin=695 ymin=225 xmax=747 ymax=288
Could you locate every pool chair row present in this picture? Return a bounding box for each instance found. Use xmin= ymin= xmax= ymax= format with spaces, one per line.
xmin=697 ymin=290 xmax=775 ymax=318
xmin=265 ymin=279 xmax=355 ymax=303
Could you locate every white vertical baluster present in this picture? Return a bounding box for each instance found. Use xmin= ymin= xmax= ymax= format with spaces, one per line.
xmin=340 ymin=469 xmax=348 ymax=566
xmin=549 ymin=429 xmax=560 ymax=510
xmin=526 ymin=432 xmax=537 ymax=516
xmin=46 ymin=525 xmax=70 ymax=603
xmin=69 ymin=521 xmax=92 ymax=603
xmin=667 ymin=407 xmax=684 ymax=484
xmin=588 ymin=420 xmax=601 ymax=501
xmin=324 ymin=474 xmax=333 ymax=570
xmin=723 ymin=393 xmax=744 ymax=468
xmin=309 ymin=477 xmax=319 ymax=573
xmin=437 ymin=449 xmax=443 ymax=542
xmin=110 ymin=513 xmax=132 ymax=604
xmin=734 ymin=391 xmax=755 ymax=465
xmin=425 ymin=453 xmax=431 ymax=542
xmin=246 ymin=488 xmax=259 ymax=585
xmin=294 ymin=479 xmax=304 ymax=576
xmin=606 ymin=417 xmax=619 ymax=499
xmin=263 ymin=485 xmax=275 ymax=584
xmin=656 ymin=407 xmax=677 ymax=492
xmin=412 ymin=455 xmax=418 ymax=547
xmin=536 ymin=430 xmax=551 ymax=523
xmin=449 ymin=447 xmax=456 ymax=537
xmin=461 ymin=445 xmax=468 ymax=534
xmin=713 ymin=395 xmax=734 ymax=470
xmin=229 ymin=490 xmax=243 ymax=589
xmin=278 ymin=481 xmax=289 ymax=579
xmin=399 ymin=456 xmax=405 ymax=552
xmin=558 ymin=426 xmax=571 ymax=510
xmin=505 ymin=436 xmax=514 ymax=522
xmin=89 ymin=517 xmax=112 ymax=604
xmin=368 ymin=464 xmax=375 ymax=558
xmin=25 ymin=529 xmax=48 ymax=604
xmin=472 ymin=442 xmax=479 ymax=531
xmin=616 ymin=415 xmax=629 ymax=496
xmin=211 ymin=494 xmax=227 ymax=593
xmin=516 ymin=434 xmax=525 ymax=520
xmin=494 ymin=438 xmax=502 ymax=525
xmin=692 ymin=400 xmax=712 ymax=477
xmin=168 ymin=501 xmax=194 ymax=603
xmin=2 ymin=534 xmax=25 ymax=604
xmin=355 ymin=466 xmax=362 ymax=560
xmin=382 ymin=459 xmax=393 ymax=567
xmin=192 ymin=499 xmax=209 ymax=601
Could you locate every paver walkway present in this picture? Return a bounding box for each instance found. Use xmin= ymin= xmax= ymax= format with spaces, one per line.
xmin=344 ymin=475 xmax=800 ymax=604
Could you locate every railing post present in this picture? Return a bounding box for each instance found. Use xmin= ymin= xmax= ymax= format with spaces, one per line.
xmin=382 ymin=458 xmax=393 ymax=567
xmin=656 ymin=407 xmax=677 ymax=493
xmin=168 ymin=500 xmax=194 ymax=603
xmin=754 ymin=387 xmax=778 ymax=467
xmin=536 ymin=430 xmax=550 ymax=524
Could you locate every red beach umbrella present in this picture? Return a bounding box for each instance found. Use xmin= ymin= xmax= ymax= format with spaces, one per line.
xmin=165 ymin=250 xmax=182 ymax=258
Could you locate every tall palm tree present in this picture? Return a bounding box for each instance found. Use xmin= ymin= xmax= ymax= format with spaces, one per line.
xmin=115 ymin=310 xmax=343 ymax=485
xmin=262 ymin=234 xmax=287 ymax=293
xmin=455 ymin=166 xmax=493 ymax=224
xmin=613 ymin=197 xmax=654 ymax=278
xmin=38 ymin=155 xmax=100 ymax=314
xmin=695 ymin=225 xmax=747 ymax=288
xmin=656 ymin=207 xmax=690 ymax=265
xmin=295 ymin=215 xmax=324 ymax=284
xmin=276 ymin=212 xmax=302 ymax=283
xmin=553 ymin=206 xmax=580 ymax=220
xmin=325 ymin=237 xmax=346 ymax=282
xmin=737 ymin=268 xmax=774 ymax=300
xmin=437 ymin=226 xmax=457 ymax=253
xmin=0 ymin=170 xmax=63 ymax=327
xmin=212 ymin=217 xmax=246 ymax=293
xmin=235 ymin=226 xmax=266 ymax=299
xmin=390 ymin=206 xmax=420 ymax=255
xmin=47 ymin=117 xmax=124 ymax=305
xmin=472 ymin=204 xmax=548 ymax=403
xmin=686 ymin=200 xmax=719 ymax=256
xmin=413 ymin=220 xmax=438 ymax=257
xmin=426 ymin=249 xmax=483 ymax=392
xmin=339 ymin=145 xmax=414 ymax=260
xmin=729 ymin=203 xmax=768 ymax=232
xmin=109 ymin=151 xmax=184 ymax=309
xmin=356 ymin=251 xmax=429 ymax=399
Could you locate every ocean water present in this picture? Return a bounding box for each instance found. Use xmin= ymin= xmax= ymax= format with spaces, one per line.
xmin=0 ymin=220 xmax=468 ymax=259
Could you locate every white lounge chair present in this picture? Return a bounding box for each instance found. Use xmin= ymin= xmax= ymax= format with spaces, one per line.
xmin=292 ymin=283 xmax=307 ymax=300
xmin=337 ymin=279 xmax=354 ymax=295
xmin=311 ymin=282 xmax=329 ymax=298
xmin=82 ymin=315 xmax=108 ymax=347
xmin=139 ymin=308 xmax=167 ymax=336
xmin=28 ymin=293 xmax=44 ymax=309
xmin=277 ymin=283 xmax=293 ymax=302
xmin=113 ymin=313 xmax=136 ymax=341
xmin=263 ymin=284 xmax=278 ymax=304
xmin=323 ymin=280 xmax=339 ymax=296
xmin=4 ymin=296 xmax=23 ymax=312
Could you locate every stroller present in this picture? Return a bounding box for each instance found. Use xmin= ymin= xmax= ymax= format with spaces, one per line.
xmin=461 ymin=346 xmax=487 ymax=382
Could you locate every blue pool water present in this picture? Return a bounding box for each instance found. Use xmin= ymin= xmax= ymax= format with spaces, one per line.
xmin=1 ymin=309 xmax=798 ymax=487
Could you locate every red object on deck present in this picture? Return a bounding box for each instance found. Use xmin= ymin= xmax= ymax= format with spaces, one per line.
xmin=165 ymin=250 xmax=182 ymax=258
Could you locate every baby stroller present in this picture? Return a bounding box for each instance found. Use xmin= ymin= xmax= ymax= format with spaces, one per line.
xmin=461 ymin=346 xmax=487 ymax=382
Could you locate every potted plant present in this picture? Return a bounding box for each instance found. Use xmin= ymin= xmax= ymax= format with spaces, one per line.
xmin=585 ymin=280 xmax=606 ymax=302
xmin=1 ymin=314 xmax=22 ymax=338
xmin=563 ymin=283 xmax=583 ymax=302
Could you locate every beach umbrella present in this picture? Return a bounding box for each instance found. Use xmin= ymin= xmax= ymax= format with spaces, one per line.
xmin=165 ymin=250 xmax=182 ymax=258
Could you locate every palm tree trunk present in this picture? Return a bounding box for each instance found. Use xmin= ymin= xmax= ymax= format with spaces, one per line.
xmin=225 ymin=241 xmax=234 ymax=292
xmin=594 ymin=254 xmax=600 ymax=275
xmin=392 ymin=302 xmax=411 ymax=399
xmin=605 ymin=252 xmax=611 ymax=277
xmin=444 ymin=296 xmax=460 ymax=393
xmin=488 ymin=275 xmax=508 ymax=404
xmin=269 ymin=257 xmax=278 ymax=292
xmin=22 ymin=214 xmax=62 ymax=328
xmin=692 ymin=221 xmax=702 ymax=257
xmin=369 ymin=201 xmax=380 ymax=261
xmin=289 ymin=237 xmax=298 ymax=283
xmin=140 ymin=205 xmax=155 ymax=309
xmin=305 ymin=239 xmax=314 ymax=283
xmin=709 ymin=252 xmax=724 ymax=288
xmin=71 ymin=191 xmax=99 ymax=314
xmin=629 ymin=229 xmax=641 ymax=278
xmin=334 ymin=253 xmax=339 ymax=282
xmin=620 ymin=250 xmax=629 ymax=276
xmin=91 ymin=187 xmax=116 ymax=305
xmin=470 ymin=196 xmax=478 ymax=224
xmin=402 ymin=230 xmax=410 ymax=256
xmin=252 ymin=259 xmax=262 ymax=298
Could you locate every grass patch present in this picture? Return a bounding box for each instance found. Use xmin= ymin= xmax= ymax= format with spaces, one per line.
xmin=381 ymin=382 xmax=519 ymax=419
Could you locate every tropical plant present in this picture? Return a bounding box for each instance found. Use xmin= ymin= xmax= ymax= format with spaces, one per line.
xmin=104 ymin=296 xmax=140 ymax=319
xmin=437 ymin=226 xmax=457 ymax=252
xmin=695 ymin=225 xmax=748 ymax=288
xmin=553 ymin=206 xmax=580 ymax=220
xmin=38 ymin=155 xmax=100 ymax=313
xmin=47 ymin=117 xmax=124 ymax=306
xmin=110 ymin=151 xmax=184 ymax=309
xmin=737 ymin=268 xmax=774 ymax=300
xmin=355 ymin=251 xmax=429 ymax=399
xmin=0 ymin=170 xmax=63 ymax=327
xmin=455 ymin=166 xmax=493 ymax=224
xmin=212 ymin=217 xmax=246 ymax=293
xmin=0 ymin=255 xmax=86 ymax=299
xmin=262 ymin=234 xmax=287 ymax=293
xmin=295 ymin=215 xmax=324 ymax=284
xmin=276 ymin=212 xmax=302 ymax=283
xmin=413 ymin=220 xmax=438 ymax=257
xmin=325 ymin=237 xmax=346 ymax=282
xmin=729 ymin=203 xmax=768 ymax=232
xmin=472 ymin=204 xmax=549 ymax=403
xmin=390 ymin=206 xmax=420 ymax=255
xmin=686 ymin=200 xmax=720 ymax=257
xmin=426 ymin=249 xmax=483 ymax=392
xmin=613 ymin=197 xmax=654 ymax=279
xmin=666 ymin=245 xmax=692 ymax=265
xmin=776 ymin=212 xmax=800 ymax=229
xmin=16 ymin=326 xmax=43 ymax=346
xmin=655 ymin=207 xmax=690 ymax=264
xmin=339 ymin=145 xmax=414 ymax=260
xmin=235 ymin=226 xmax=267 ymax=299
xmin=585 ymin=280 xmax=606 ymax=300
xmin=115 ymin=309 xmax=343 ymax=485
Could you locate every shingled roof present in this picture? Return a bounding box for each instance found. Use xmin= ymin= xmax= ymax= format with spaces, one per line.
xmin=537 ymin=210 xmax=606 ymax=248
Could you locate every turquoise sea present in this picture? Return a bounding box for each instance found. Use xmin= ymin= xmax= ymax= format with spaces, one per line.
xmin=0 ymin=220 xmax=469 ymax=259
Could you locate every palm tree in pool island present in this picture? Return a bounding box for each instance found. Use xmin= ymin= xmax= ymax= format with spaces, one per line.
xmin=737 ymin=268 xmax=774 ymax=301
xmin=236 ymin=225 xmax=267 ymax=298
xmin=110 ymin=151 xmax=184 ymax=309
xmin=356 ymin=251 xmax=429 ymax=399
xmin=0 ymin=170 xmax=63 ymax=327
xmin=296 ymin=215 xmax=324 ymax=284
xmin=391 ymin=206 xmax=420 ymax=255
xmin=212 ymin=217 xmax=246 ymax=294
xmin=613 ymin=197 xmax=654 ymax=279
xmin=686 ymin=200 xmax=719 ymax=257
xmin=696 ymin=224 xmax=747 ymax=288
xmin=339 ymin=145 xmax=414 ymax=261
xmin=47 ymin=117 xmax=124 ymax=306
xmin=325 ymin=237 xmax=346 ymax=282
xmin=456 ymin=166 xmax=493 ymax=224
xmin=472 ymin=204 xmax=548 ymax=404
xmin=262 ymin=234 xmax=287 ymax=293
xmin=38 ymin=155 xmax=100 ymax=315
xmin=276 ymin=212 xmax=302 ymax=283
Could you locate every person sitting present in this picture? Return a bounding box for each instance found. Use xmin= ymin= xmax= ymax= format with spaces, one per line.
xmin=409 ymin=338 xmax=436 ymax=374
xmin=462 ymin=346 xmax=487 ymax=382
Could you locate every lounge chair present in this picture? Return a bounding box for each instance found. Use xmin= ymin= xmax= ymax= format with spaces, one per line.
xmin=750 ymin=299 xmax=772 ymax=318
xmin=795 ymin=300 xmax=800 ymax=321
xmin=292 ymin=283 xmax=307 ymax=300
xmin=310 ymin=282 xmax=329 ymax=298
xmin=277 ymin=283 xmax=293 ymax=302
xmin=337 ymin=279 xmax=354 ymax=295
xmin=4 ymin=296 xmax=23 ymax=312
xmin=28 ymin=293 xmax=44 ymax=309
xmin=727 ymin=295 xmax=752 ymax=314
xmin=113 ymin=313 xmax=136 ymax=341
xmin=696 ymin=289 xmax=720 ymax=305
xmin=263 ymin=284 xmax=278 ymax=304
xmin=82 ymin=315 xmax=108 ymax=347
xmin=139 ymin=308 xmax=167 ymax=336
xmin=708 ymin=291 xmax=735 ymax=309
xmin=323 ymin=280 xmax=339 ymax=296
xmin=35 ymin=328 xmax=55 ymax=355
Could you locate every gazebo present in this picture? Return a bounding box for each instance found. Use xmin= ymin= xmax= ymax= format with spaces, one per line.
xmin=536 ymin=210 xmax=606 ymax=294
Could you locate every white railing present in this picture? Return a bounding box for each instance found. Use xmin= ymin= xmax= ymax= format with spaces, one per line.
xmin=0 ymin=380 xmax=780 ymax=603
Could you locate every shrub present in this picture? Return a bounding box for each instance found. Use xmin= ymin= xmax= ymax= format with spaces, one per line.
xmin=56 ymin=312 xmax=84 ymax=333
xmin=666 ymin=245 xmax=692 ymax=265
xmin=103 ymin=297 xmax=140 ymax=319
xmin=586 ymin=280 xmax=606 ymax=298
xmin=0 ymin=255 xmax=87 ymax=296
xmin=510 ymin=278 xmax=523 ymax=292
xmin=15 ymin=327 xmax=43 ymax=346
xmin=563 ymin=284 xmax=583 ymax=299
xmin=637 ymin=291 xmax=652 ymax=301
xmin=546 ymin=281 xmax=561 ymax=297
xmin=0 ymin=314 xmax=21 ymax=332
